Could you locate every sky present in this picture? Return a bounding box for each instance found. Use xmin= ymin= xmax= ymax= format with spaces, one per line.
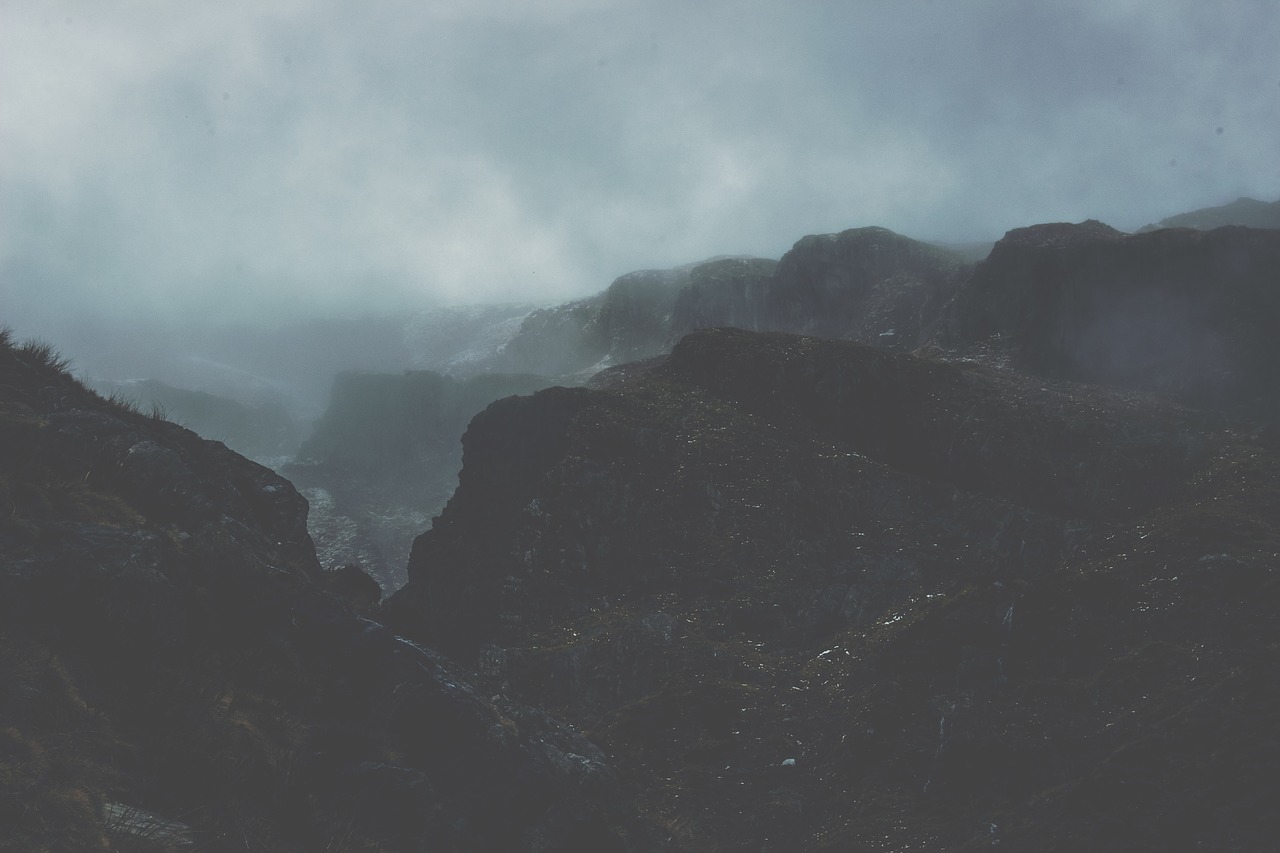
xmin=3 ymin=0 xmax=1279 ymax=340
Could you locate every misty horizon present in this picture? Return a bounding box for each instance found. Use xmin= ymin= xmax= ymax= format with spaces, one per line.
xmin=4 ymin=1 xmax=1280 ymax=360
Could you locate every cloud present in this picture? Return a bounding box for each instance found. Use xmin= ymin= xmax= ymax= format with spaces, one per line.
xmin=2 ymin=0 xmax=1278 ymax=340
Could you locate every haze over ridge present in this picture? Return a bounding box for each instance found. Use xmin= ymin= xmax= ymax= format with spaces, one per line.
xmin=3 ymin=0 xmax=1278 ymax=345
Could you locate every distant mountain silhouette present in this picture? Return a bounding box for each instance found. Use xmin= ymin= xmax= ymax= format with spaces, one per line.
xmin=1138 ymin=195 xmax=1280 ymax=231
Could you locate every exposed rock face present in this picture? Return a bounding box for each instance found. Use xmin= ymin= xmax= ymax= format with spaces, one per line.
xmin=670 ymin=257 xmax=779 ymax=335
xmin=484 ymin=228 xmax=973 ymax=385
xmin=386 ymin=327 xmax=1278 ymax=850
xmin=284 ymin=369 xmax=550 ymax=589
xmin=943 ymin=221 xmax=1280 ymax=415
xmin=0 ymin=332 xmax=655 ymax=852
xmin=755 ymin=226 xmax=972 ymax=347
xmin=392 ymin=329 xmax=1202 ymax=658
xmin=491 ymin=266 xmax=696 ymax=378
xmin=673 ymin=228 xmax=972 ymax=349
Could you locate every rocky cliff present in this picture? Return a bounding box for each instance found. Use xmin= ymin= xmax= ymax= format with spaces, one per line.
xmin=386 ymin=327 xmax=1279 ymax=851
xmin=943 ymin=221 xmax=1280 ymax=415
xmin=285 ymin=369 xmax=550 ymax=588
xmin=9 ymin=200 xmax=1280 ymax=851
xmin=0 ymin=329 xmax=657 ymax=852
xmin=492 ymin=227 xmax=974 ymax=380
xmin=750 ymin=226 xmax=971 ymax=347
xmin=490 ymin=265 xmax=698 ymax=379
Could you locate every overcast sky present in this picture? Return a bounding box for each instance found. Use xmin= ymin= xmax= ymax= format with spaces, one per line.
xmin=3 ymin=0 xmax=1279 ymax=338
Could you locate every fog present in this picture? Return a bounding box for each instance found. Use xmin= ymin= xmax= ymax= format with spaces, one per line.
xmin=3 ymin=0 xmax=1279 ymax=376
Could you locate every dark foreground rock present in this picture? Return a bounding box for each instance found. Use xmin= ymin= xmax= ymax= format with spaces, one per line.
xmin=387 ymin=327 xmax=1280 ymax=851
xmin=0 ymin=330 xmax=658 ymax=852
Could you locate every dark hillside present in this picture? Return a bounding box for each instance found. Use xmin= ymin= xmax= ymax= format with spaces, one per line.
xmin=386 ymin=327 xmax=1280 ymax=851
xmin=0 ymin=329 xmax=656 ymax=852
xmin=943 ymin=221 xmax=1280 ymax=416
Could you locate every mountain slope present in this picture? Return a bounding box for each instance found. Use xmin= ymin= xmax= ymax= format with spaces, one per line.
xmin=1139 ymin=196 xmax=1280 ymax=232
xmin=0 ymin=330 xmax=656 ymax=852
xmin=284 ymin=369 xmax=551 ymax=588
xmin=488 ymin=227 xmax=974 ymax=380
xmin=942 ymin=220 xmax=1280 ymax=415
xmin=385 ymin=327 xmax=1280 ymax=851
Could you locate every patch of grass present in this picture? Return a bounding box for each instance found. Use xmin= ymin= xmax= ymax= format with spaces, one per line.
xmin=15 ymin=337 xmax=74 ymax=375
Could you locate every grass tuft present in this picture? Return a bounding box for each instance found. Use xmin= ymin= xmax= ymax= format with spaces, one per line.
xmin=16 ymin=338 xmax=74 ymax=375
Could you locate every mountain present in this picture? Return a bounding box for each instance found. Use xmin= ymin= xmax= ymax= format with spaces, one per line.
xmin=0 ymin=329 xmax=658 ymax=852
xmin=942 ymin=220 xmax=1280 ymax=416
xmin=89 ymin=377 xmax=303 ymax=464
xmin=488 ymin=265 xmax=701 ymax=379
xmin=287 ymin=218 xmax=1280 ymax=600
xmin=284 ymin=369 xmax=551 ymax=588
xmin=1138 ymin=196 xmax=1280 ymax=232
xmin=486 ymin=228 xmax=975 ymax=379
xmin=761 ymin=226 xmax=970 ymax=345
xmin=385 ymin=326 xmax=1280 ymax=850
xmin=66 ymin=305 xmax=541 ymax=427
xmin=9 ymin=200 xmax=1280 ymax=851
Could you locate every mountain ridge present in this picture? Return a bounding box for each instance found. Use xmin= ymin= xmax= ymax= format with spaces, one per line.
xmin=6 ymin=191 xmax=1280 ymax=851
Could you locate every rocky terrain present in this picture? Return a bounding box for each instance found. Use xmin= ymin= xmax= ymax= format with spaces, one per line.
xmin=386 ymin=326 xmax=1280 ymax=851
xmin=285 ymin=370 xmax=551 ymax=589
xmin=282 ymin=230 xmax=973 ymax=581
xmin=488 ymin=266 xmax=698 ymax=380
xmin=0 ymin=331 xmax=658 ymax=852
xmin=4 ymin=197 xmax=1280 ymax=851
xmin=485 ymin=228 xmax=975 ymax=380
xmin=674 ymin=227 xmax=972 ymax=349
xmin=376 ymin=212 xmax=1280 ymax=850
xmin=942 ymin=221 xmax=1280 ymax=416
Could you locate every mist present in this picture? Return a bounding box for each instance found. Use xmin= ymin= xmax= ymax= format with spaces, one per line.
xmin=4 ymin=0 xmax=1278 ymax=356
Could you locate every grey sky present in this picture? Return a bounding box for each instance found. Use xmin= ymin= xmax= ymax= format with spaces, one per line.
xmin=3 ymin=0 xmax=1278 ymax=337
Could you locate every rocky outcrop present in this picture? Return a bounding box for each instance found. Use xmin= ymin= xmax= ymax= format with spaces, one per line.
xmin=754 ymin=226 xmax=972 ymax=347
xmin=385 ymin=326 xmax=1278 ymax=850
xmin=491 ymin=266 xmax=697 ymax=379
xmin=391 ymin=329 xmax=1206 ymax=658
xmin=0 ymin=331 xmax=656 ymax=852
xmin=673 ymin=228 xmax=973 ymax=349
xmin=942 ymin=221 xmax=1280 ymax=415
xmin=670 ymin=257 xmax=779 ymax=335
xmin=487 ymin=228 xmax=973 ymax=384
